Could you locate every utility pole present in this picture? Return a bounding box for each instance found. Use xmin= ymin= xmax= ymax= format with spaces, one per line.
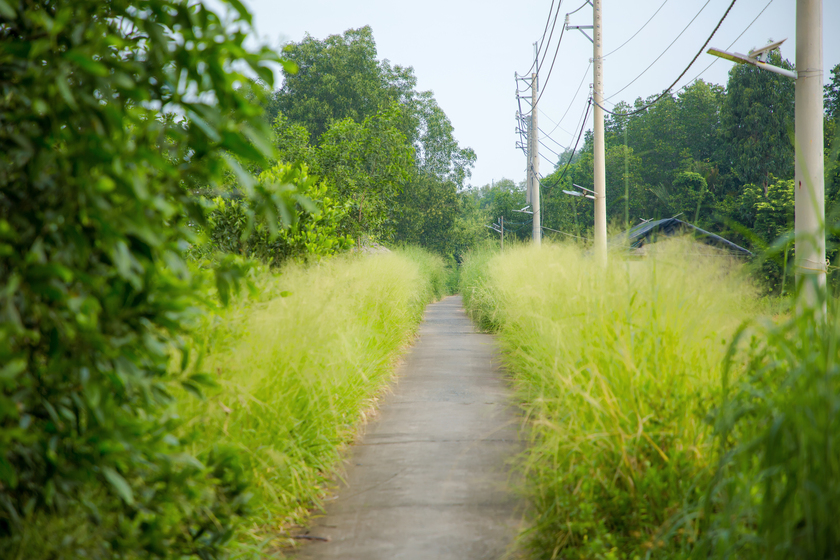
xmin=592 ymin=0 xmax=607 ymax=265
xmin=795 ymin=0 xmax=825 ymax=315
xmin=501 ymin=216 xmax=505 ymax=251
xmin=525 ymin=84 xmax=532 ymax=207
xmin=531 ymin=53 xmax=541 ymax=246
xmin=515 ymin=67 xmax=533 ymax=217
xmin=708 ymin=1 xmax=825 ymax=316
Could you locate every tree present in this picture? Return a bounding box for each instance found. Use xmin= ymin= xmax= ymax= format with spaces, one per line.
xmin=669 ymin=171 xmax=710 ymax=223
xmin=749 ymin=178 xmax=795 ymax=292
xmin=478 ymin=180 xmax=530 ymax=242
xmin=202 ymin=163 xmax=352 ymax=265
xmin=393 ymin=174 xmax=461 ymax=255
xmin=276 ymin=26 xmax=415 ymax=143
xmin=625 ymin=93 xmax=687 ymax=190
xmin=560 ymin=144 xmax=648 ymax=228
xmin=825 ymin=62 xmax=840 ymax=123
xmin=275 ymin=26 xmax=476 ymax=255
xmin=412 ymin=91 xmax=477 ymax=188
xmin=677 ymin=80 xmax=726 ymax=164
xmin=721 ymin=49 xmax=795 ymax=191
xmin=317 ymin=104 xmax=414 ymax=242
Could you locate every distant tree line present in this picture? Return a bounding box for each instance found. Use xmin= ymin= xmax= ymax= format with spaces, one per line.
xmin=470 ymin=53 xmax=840 ymax=293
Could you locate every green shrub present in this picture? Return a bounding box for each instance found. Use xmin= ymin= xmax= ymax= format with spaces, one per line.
xmin=0 ymin=0 xmax=298 ymax=557
xmin=200 ymin=163 xmax=354 ymax=265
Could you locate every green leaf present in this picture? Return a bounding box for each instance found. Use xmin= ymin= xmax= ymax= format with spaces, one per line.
xmin=222 ymin=0 xmax=252 ymax=25
xmin=65 ymin=51 xmax=109 ymax=77
xmin=0 ymin=359 xmax=26 ymax=381
xmin=187 ymin=372 xmax=218 ymax=389
xmin=186 ymin=109 xmax=222 ymax=143
xmin=102 ymin=467 xmax=134 ymax=505
xmin=0 ymin=0 xmax=16 ymax=19
xmin=0 ymin=456 xmax=18 ymax=488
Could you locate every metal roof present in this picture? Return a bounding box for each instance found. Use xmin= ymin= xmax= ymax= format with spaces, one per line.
xmin=612 ymin=218 xmax=753 ymax=257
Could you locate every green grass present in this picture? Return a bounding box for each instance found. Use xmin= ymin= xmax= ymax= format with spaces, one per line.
xmin=176 ymin=248 xmax=448 ymax=555
xmin=461 ymin=239 xmax=759 ymax=559
xmin=688 ymin=287 xmax=840 ymax=559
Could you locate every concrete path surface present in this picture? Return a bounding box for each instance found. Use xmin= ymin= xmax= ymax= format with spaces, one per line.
xmin=297 ymin=295 xmax=524 ymax=560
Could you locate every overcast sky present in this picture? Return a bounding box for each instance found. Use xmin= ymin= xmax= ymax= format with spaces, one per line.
xmin=233 ymin=0 xmax=839 ymax=189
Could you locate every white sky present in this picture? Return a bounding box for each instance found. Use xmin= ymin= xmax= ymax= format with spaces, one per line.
xmin=234 ymin=0 xmax=839 ymax=188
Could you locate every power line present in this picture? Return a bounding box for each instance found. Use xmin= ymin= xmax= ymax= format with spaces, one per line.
xmin=606 ymin=0 xmax=712 ymax=101
xmin=603 ymin=0 xmax=670 ymax=59
xmin=540 ymin=98 xmax=592 ymax=190
xmin=522 ymin=0 xmax=558 ymax=76
xmin=535 ymin=0 xmax=589 ymax=107
xmin=680 ymin=0 xmax=775 ymax=90
xmin=568 ymin=0 xmax=588 ymax=15
xmin=596 ymin=0 xmax=738 ymax=117
xmin=542 ymin=225 xmax=589 ymax=240
xmin=539 ymin=129 xmax=570 ymax=149
xmin=540 ymin=150 xmax=559 ymax=163
xmin=542 ymin=61 xmax=591 ymax=138
xmin=538 ymin=1 xmax=564 ymax=74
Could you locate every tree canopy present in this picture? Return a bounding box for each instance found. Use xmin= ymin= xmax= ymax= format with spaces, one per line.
xmin=265 ymin=26 xmax=478 ymax=257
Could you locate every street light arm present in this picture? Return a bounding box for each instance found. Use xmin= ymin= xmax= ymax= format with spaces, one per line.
xmin=707 ymin=47 xmax=797 ymax=79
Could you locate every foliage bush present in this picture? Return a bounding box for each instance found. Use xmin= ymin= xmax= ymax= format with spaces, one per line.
xmin=460 ymin=241 xmax=757 ymax=559
xmin=200 ymin=163 xmax=354 ymax=265
xmin=0 ymin=0 xmax=301 ymax=557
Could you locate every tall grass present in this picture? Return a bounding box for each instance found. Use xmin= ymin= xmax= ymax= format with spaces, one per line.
xmin=689 ymin=294 xmax=840 ymax=559
xmin=461 ymin=239 xmax=758 ymax=559
xmin=176 ymin=248 xmax=447 ymax=555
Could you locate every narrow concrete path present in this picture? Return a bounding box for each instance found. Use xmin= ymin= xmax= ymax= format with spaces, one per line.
xmin=297 ymin=295 xmax=523 ymax=560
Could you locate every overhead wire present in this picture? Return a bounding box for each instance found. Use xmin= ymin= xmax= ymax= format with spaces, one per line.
xmin=568 ymin=0 xmax=589 ymax=16
xmin=541 ymin=61 xmax=591 ymax=139
xmin=540 ymin=141 xmax=563 ymax=159
xmin=522 ymin=0 xmax=558 ymax=76
xmin=605 ymin=0 xmax=713 ymax=101
xmin=541 ymin=225 xmax=589 ymax=240
xmin=536 ymin=92 xmax=592 ymax=167
xmin=595 ymin=0 xmax=738 ymax=117
xmin=602 ymin=0 xmax=670 ymax=59
xmin=540 ymin=98 xmax=592 ymax=190
xmin=539 ymin=130 xmax=570 ymax=148
xmin=533 ymin=0 xmax=589 ymax=109
xmin=537 ymin=1 xmax=564 ymax=74
xmin=680 ymin=0 xmax=775 ymax=90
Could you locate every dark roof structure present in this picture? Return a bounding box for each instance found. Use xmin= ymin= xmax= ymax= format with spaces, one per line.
xmin=612 ymin=218 xmax=753 ymax=257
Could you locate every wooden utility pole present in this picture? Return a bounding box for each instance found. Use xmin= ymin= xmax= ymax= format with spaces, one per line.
xmin=593 ymin=0 xmax=607 ymax=265
xmin=795 ymin=0 xmax=825 ymax=315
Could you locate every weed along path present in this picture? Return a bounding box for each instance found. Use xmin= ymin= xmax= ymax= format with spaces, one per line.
xmin=297 ymin=295 xmax=523 ymax=560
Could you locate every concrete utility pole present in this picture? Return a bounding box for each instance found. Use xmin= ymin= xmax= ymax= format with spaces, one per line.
xmin=501 ymin=216 xmax=505 ymax=250
xmin=795 ymin=0 xmax=825 ymax=314
xmin=525 ymin=109 xmax=531 ymax=205
xmin=593 ymin=0 xmax=607 ymax=265
xmin=708 ymin=2 xmax=825 ymax=315
xmin=531 ymin=66 xmax=541 ymax=246
xmin=515 ymin=41 xmax=542 ymax=246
